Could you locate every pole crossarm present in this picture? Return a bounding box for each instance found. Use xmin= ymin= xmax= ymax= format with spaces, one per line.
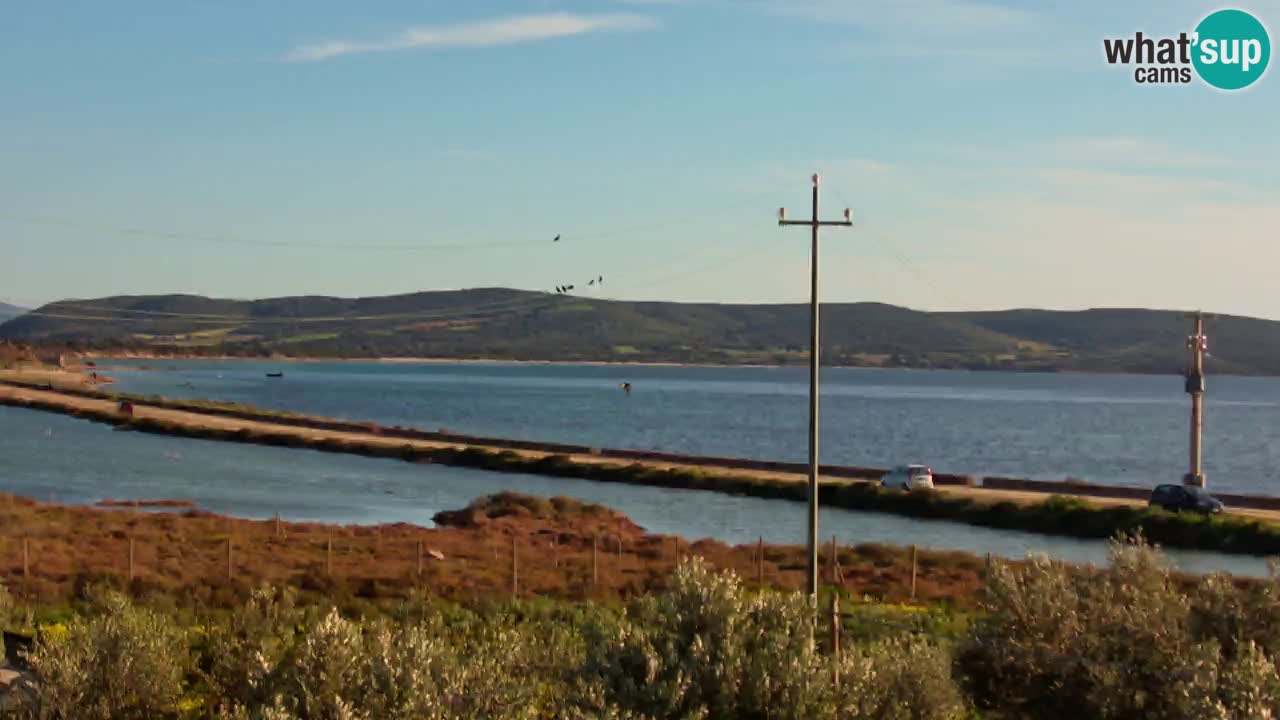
xmin=775 ymin=173 xmax=854 ymax=600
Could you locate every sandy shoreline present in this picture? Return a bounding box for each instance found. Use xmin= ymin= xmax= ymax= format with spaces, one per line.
xmin=68 ymin=351 xmax=1185 ymax=377
xmin=81 ymin=352 xmax=795 ymax=371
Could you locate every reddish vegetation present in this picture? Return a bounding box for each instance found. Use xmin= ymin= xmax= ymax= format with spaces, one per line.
xmin=0 ymin=492 xmax=987 ymax=608
xmin=95 ymin=499 xmax=197 ymax=509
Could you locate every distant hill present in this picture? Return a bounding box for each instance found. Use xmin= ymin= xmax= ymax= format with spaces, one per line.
xmin=0 ymin=289 xmax=1271 ymax=375
xmin=0 ymin=302 xmax=25 ymax=323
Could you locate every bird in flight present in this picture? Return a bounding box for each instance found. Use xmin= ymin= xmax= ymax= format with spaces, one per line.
xmin=553 ymin=234 xmax=560 ymax=242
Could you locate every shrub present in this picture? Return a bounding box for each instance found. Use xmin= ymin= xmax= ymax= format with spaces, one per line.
xmin=213 ymin=601 xmax=565 ymax=720
xmin=10 ymin=589 xmax=188 ymax=720
xmin=958 ymin=537 xmax=1280 ymax=719
xmin=202 ymin=586 xmax=306 ymax=715
xmin=579 ymin=558 xmax=966 ymax=720
xmin=832 ymin=637 xmax=967 ymax=720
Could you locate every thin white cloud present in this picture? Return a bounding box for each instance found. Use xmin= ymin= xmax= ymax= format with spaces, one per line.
xmin=759 ymin=0 xmax=1033 ymax=36
xmin=284 ymin=12 xmax=658 ymax=62
xmin=924 ymin=135 xmax=1232 ymax=174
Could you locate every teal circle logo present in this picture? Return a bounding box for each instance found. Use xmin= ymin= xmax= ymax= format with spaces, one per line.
xmin=1192 ymin=9 xmax=1270 ymax=90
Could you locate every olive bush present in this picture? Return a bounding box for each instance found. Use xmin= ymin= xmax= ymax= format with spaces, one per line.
xmin=959 ymin=538 xmax=1280 ymax=719
xmin=215 ymin=605 xmax=566 ymax=720
xmin=831 ymin=637 xmax=966 ymax=720
xmin=8 ymin=590 xmax=188 ymax=720
xmin=202 ymin=586 xmax=306 ymax=715
xmin=579 ymin=558 xmax=965 ymax=720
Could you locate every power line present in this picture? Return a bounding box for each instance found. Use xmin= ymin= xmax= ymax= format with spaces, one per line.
xmin=0 ymin=190 xmax=779 ymax=255
xmin=822 ymin=181 xmax=967 ymax=311
xmin=565 ymin=190 xmax=778 ymax=243
xmin=592 ymin=215 xmax=768 ymax=296
xmin=614 ymin=234 xmax=777 ymax=295
xmin=0 ymin=214 xmax=542 ymax=253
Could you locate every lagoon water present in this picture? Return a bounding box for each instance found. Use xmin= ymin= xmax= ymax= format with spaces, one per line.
xmin=105 ymin=359 xmax=1280 ymax=493
xmin=2 ymin=360 xmax=1279 ymax=576
xmin=0 ymin=405 xmax=1268 ymax=577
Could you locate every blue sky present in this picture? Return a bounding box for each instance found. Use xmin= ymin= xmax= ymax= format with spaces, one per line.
xmin=1 ymin=0 xmax=1277 ymax=317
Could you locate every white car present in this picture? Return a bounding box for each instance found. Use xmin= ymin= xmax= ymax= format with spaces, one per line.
xmin=881 ymin=464 xmax=934 ymax=491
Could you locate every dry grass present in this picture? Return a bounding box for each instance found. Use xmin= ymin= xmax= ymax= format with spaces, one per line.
xmin=0 ymin=492 xmax=986 ymax=610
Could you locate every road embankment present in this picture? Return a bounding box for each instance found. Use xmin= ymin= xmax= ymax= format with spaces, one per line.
xmin=3 ymin=374 xmax=1280 ymax=556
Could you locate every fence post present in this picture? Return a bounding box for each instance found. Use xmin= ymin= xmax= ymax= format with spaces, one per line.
xmin=512 ymin=535 xmax=519 ymax=598
xmin=591 ymin=534 xmax=598 ymax=591
xmin=552 ymin=537 xmax=559 ymax=569
xmin=910 ymin=544 xmax=918 ymax=601
xmin=829 ymin=535 xmax=843 ymax=585
xmin=226 ymin=536 xmax=234 ymax=581
xmin=416 ymin=539 xmax=423 ymax=580
xmin=616 ymin=535 xmax=623 ymax=560
xmin=757 ymin=536 xmax=764 ymax=589
xmin=274 ymin=512 xmax=283 ymax=540
xmin=129 ymin=537 xmax=136 ymax=581
xmin=984 ymin=552 xmax=992 ymax=579
xmin=830 ymin=592 xmax=841 ymax=690
xmin=22 ymin=537 xmax=29 ymax=582
xmin=326 ymin=536 xmax=333 ymax=577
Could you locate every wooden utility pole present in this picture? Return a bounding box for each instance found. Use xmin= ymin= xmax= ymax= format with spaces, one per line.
xmin=830 ymin=593 xmax=842 ymax=689
xmin=591 ymin=534 xmax=599 ymax=590
xmin=778 ymin=174 xmax=854 ymax=600
xmin=1184 ymin=311 xmax=1214 ymax=488
xmin=511 ymin=536 xmax=519 ymax=598
xmin=757 ymin=536 xmax=765 ymax=589
xmin=910 ymin=544 xmax=918 ymax=600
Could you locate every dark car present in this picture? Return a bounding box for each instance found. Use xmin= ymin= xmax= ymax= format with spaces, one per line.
xmin=1149 ymin=484 xmax=1224 ymax=515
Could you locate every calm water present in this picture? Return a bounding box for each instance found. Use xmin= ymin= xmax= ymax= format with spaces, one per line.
xmin=104 ymin=360 xmax=1280 ymax=493
xmin=0 ymin=405 xmax=1268 ymax=577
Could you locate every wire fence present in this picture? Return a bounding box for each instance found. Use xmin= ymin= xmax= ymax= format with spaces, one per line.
xmin=0 ymin=499 xmax=990 ymax=613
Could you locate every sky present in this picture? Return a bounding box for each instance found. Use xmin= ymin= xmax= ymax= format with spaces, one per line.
xmin=1 ymin=0 xmax=1277 ymax=317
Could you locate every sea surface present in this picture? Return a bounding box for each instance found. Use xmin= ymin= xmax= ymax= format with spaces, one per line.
xmin=104 ymin=359 xmax=1280 ymax=493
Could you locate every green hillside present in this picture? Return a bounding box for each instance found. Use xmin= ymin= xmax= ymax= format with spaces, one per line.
xmin=0 ymin=289 xmax=1270 ymax=374
xmin=0 ymin=302 xmax=25 ymax=323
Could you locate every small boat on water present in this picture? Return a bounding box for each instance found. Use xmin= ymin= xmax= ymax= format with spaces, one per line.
xmin=266 ymin=372 xmax=284 ymax=379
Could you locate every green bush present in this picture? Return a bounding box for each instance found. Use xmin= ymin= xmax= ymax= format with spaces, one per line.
xmin=579 ymin=558 xmax=965 ymax=720
xmin=10 ymin=589 xmax=188 ymax=720
xmin=958 ymin=538 xmax=1280 ymax=719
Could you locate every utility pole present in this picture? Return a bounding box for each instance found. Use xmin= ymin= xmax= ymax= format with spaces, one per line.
xmin=1183 ymin=311 xmax=1214 ymax=488
xmin=778 ymin=173 xmax=853 ymax=599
